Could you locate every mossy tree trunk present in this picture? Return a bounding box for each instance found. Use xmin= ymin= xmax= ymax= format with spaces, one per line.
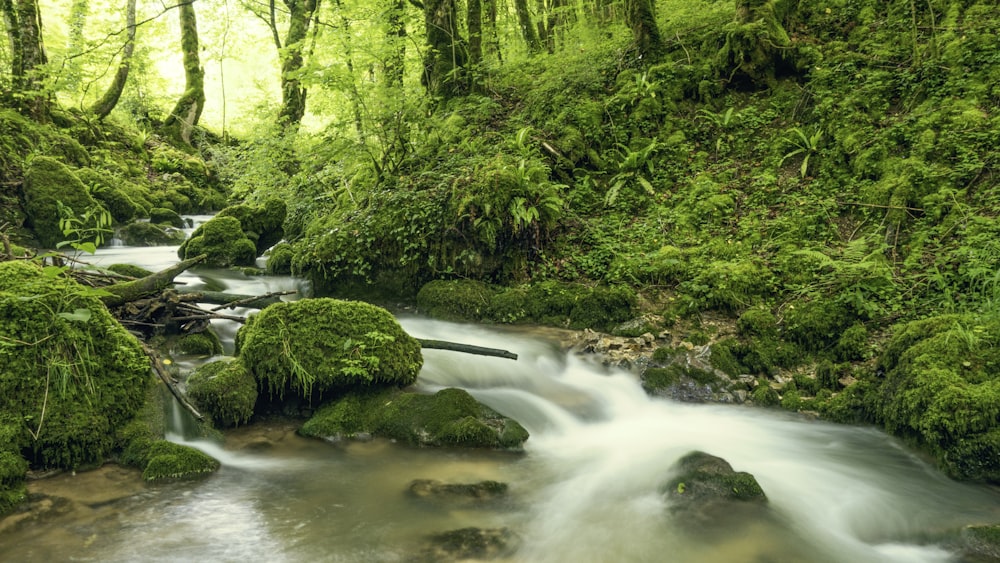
xmin=420 ymin=0 xmax=467 ymax=99
xmin=276 ymin=0 xmax=319 ymax=127
xmin=384 ymin=0 xmax=406 ymax=88
xmin=2 ymin=0 xmax=49 ymax=117
xmin=483 ymin=0 xmax=501 ymax=63
xmin=626 ymin=0 xmax=662 ymax=61
xmin=164 ymin=0 xmax=205 ymax=145
xmin=90 ymin=0 xmax=136 ymax=119
xmin=468 ymin=0 xmax=482 ymax=68
xmin=514 ymin=0 xmax=542 ymax=55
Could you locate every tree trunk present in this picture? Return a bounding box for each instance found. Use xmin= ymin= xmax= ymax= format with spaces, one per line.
xmin=421 ymin=0 xmax=466 ymax=98
xmin=513 ymin=0 xmax=542 ymax=55
xmin=626 ymin=0 xmax=662 ymax=61
xmin=2 ymin=0 xmax=49 ymax=117
xmin=468 ymin=0 xmax=482 ymax=68
xmin=483 ymin=0 xmax=501 ymax=63
xmin=101 ymin=254 xmax=206 ymax=307
xmin=164 ymin=0 xmax=205 ymax=145
xmin=90 ymin=0 xmax=136 ymax=119
xmin=383 ymin=0 xmax=406 ymax=88
xmin=276 ymin=0 xmax=319 ymax=127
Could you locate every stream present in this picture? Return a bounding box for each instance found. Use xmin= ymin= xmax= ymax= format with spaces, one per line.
xmin=1 ymin=234 xmax=999 ymax=562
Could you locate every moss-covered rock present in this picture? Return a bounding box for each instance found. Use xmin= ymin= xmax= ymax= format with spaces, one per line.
xmin=178 ymin=215 xmax=256 ymax=267
xmin=149 ymin=207 xmax=186 ymax=228
xmin=751 ymin=382 xmax=780 ymax=406
xmin=874 ymin=314 xmax=1000 ymax=482
xmin=237 ymin=298 xmax=423 ymax=400
xmin=961 ymin=524 xmax=1000 ymax=561
xmin=417 ymin=279 xmax=496 ymax=322
xmin=264 ymin=242 xmax=294 ymax=275
xmin=407 ymin=479 xmax=509 ymax=505
xmin=0 ymin=261 xmax=150 ymax=469
xmin=186 ymin=358 xmax=257 ymax=427
xmin=140 ymin=441 xmax=220 ymax=481
xmin=22 ymin=156 xmax=102 ymax=248
xmin=0 ymin=416 xmax=28 ymax=516
xmin=300 ymin=388 xmax=529 ymax=449
xmin=76 ymin=167 xmax=146 ymax=224
xmin=216 ymin=198 xmax=286 ymax=255
xmin=414 ymin=527 xmax=520 ymax=563
xmin=174 ymin=330 xmax=223 ymax=356
xmin=662 ymin=451 xmax=767 ymax=514
xmin=119 ymin=221 xmax=187 ymax=246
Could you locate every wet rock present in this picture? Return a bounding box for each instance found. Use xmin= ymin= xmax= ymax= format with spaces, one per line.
xmin=407 ymin=479 xmax=509 ymax=506
xmin=412 ymin=527 xmax=520 ymax=562
xmin=662 ymin=451 xmax=767 ymax=520
xmin=571 ymin=328 xmax=659 ymax=369
xmin=641 ymin=345 xmax=747 ymax=404
xmin=961 ymin=524 xmax=1000 ymax=561
xmin=119 ymin=221 xmax=187 ymax=247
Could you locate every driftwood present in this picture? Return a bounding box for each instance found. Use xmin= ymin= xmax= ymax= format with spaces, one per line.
xmin=417 ymin=339 xmax=518 ymax=361
xmin=142 ymin=343 xmax=203 ymax=421
xmin=173 ymin=289 xmax=295 ymax=310
xmin=101 ymin=254 xmax=207 ymax=307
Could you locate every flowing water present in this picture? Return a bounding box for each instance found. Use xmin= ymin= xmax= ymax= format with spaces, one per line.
xmin=1 ymin=239 xmax=999 ymax=562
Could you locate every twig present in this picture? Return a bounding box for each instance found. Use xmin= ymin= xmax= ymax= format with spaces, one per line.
xmin=837 ymin=201 xmax=923 ymax=212
xmin=142 ymin=343 xmax=203 ymax=421
xmin=208 ymin=290 xmax=296 ymax=311
xmin=172 ymin=313 xmax=247 ymax=323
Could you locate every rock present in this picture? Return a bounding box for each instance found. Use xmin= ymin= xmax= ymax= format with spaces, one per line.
xmin=186 ymin=358 xmax=258 ymax=427
xmin=960 ymin=524 xmax=1000 ymax=561
xmin=237 ymin=298 xmax=423 ymax=401
xmin=662 ymin=451 xmax=767 ymax=520
xmin=300 ymin=387 xmax=529 ymax=450
xmin=407 ymin=479 xmax=509 ymax=505
xmin=177 ymin=215 xmax=257 ymax=267
xmin=149 ymin=207 xmax=186 ymax=228
xmin=119 ymin=221 xmax=187 ymax=246
xmin=265 ymin=242 xmax=294 ymax=275
xmin=22 ymin=156 xmax=101 ymax=248
xmin=413 ymin=527 xmax=520 ymax=562
xmin=641 ymin=345 xmax=746 ymax=404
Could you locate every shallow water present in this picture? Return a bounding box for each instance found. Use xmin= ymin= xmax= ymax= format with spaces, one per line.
xmin=2 ymin=240 xmax=999 ymax=562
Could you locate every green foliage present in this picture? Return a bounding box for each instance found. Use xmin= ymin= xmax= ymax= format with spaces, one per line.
xmin=777 ymin=126 xmax=823 ymax=178
xmin=186 ymin=359 xmax=257 ymax=427
xmin=417 ymin=279 xmax=495 ymax=322
xmin=0 ymin=261 xmax=149 ymax=470
xmin=300 ymin=388 xmax=528 ymax=450
xmin=751 ymin=383 xmax=780 ymax=407
xmin=56 ymin=200 xmax=113 ymax=254
xmin=237 ymin=299 xmax=422 ymax=401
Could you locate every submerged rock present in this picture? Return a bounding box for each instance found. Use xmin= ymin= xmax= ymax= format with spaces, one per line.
xmin=412 ymin=527 xmax=520 ymax=562
xmin=119 ymin=221 xmax=187 ymax=246
xmin=407 ymin=479 xmax=509 ymax=505
xmin=960 ymin=524 xmax=1000 ymax=561
xmin=662 ymin=451 xmax=767 ymax=519
xmin=300 ymin=388 xmax=529 ymax=449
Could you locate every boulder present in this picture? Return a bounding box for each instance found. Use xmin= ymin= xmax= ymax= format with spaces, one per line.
xmin=178 ymin=215 xmax=256 ymax=267
xmin=300 ymin=388 xmax=529 ymax=449
xmin=22 ymin=156 xmax=101 ymax=248
xmin=237 ymin=298 xmax=423 ymax=401
xmin=413 ymin=527 xmax=520 ymax=562
xmin=186 ymin=358 xmax=257 ymax=427
xmin=407 ymin=479 xmax=509 ymax=506
xmin=662 ymin=451 xmax=766 ymax=519
xmin=119 ymin=221 xmax=186 ymax=246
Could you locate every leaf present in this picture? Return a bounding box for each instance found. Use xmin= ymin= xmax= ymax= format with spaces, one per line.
xmin=42 ymin=265 xmax=66 ymax=278
xmin=637 ymin=176 xmax=656 ymax=195
xmin=58 ymin=308 xmax=92 ymax=323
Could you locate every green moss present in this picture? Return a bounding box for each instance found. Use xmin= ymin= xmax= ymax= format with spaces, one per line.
xmin=22 ymin=156 xmax=101 ymax=248
xmin=836 ymin=323 xmax=869 ymax=361
xmin=0 ymin=261 xmax=150 ymax=469
xmin=237 ymin=298 xmax=423 ymax=400
xmin=737 ymin=307 xmax=778 ymax=338
xmin=149 ymin=207 xmax=185 ymax=228
xmin=664 ymin=451 xmax=767 ymax=506
xmin=120 ymin=221 xmax=187 ymax=246
xmin=686 ymin=259 xmax=774 ymax=312
xmin=641 ymin=366 xmax=684 ymax=392
xmin=792 ymin=373 xmax=820 ymax=395
xmin=300 ymin=388 xmax=528 ymax=449
xmin=709 ymin=338 xmax=748 ymax=377
xmin=265 ymin=242 xmax=294 ymax=275
xmin=174 ymin=330 xmax=223 ymax=356
xmin=178 ymin=215 xmax=257 ymax=267
xmin=417 ymin=279 xmax=496 ymax=322
xmin=783 ymin=299 xmax=852 ymax=352
xmin=816 ymin=359 xmax=840 ymax=390
xmin=0 ymin=449 xmax=27 ymax=516
xmin=141 ymin=441 xmax=220 ymax=481
xmin=651 ymin=346 xmax=681 ymax=364
xmin=875 ymin=314 xmax=1000 ymax=481
xmin=220 ymin=197 xmax=286 ymax=255
xmin=76 ymin=168 xmax=145 ymax=224
xmin=186 ymin=359 xmax=257 ymax=427
xmin=751 ymin=383 xmax=780 ymax=407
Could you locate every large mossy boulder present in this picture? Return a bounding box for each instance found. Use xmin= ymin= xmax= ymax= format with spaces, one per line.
xmin=662 ymin=451 xmax=767 ymax=516
xmin=300 ymin=388 xmax=529 ymax=449
xmin=22 ymin=156 xmax=102 ymax=248
xmin=178 ymin=199 xmax=286 ymax=264
xmin=0 ymin=417 xmax=28 ymax=516
xmin=237 ymin=298 xmax=423 ymax=400
xmin=873 ymin=314 xmax=1000 ymax=482
xmin=119 ymin=221 xmax=187 ymax=246
xmin=0 ymin=261 xmax=150 ymax=469
xmin=76 ymin=167 xmax=148 ymax=224
xmin=177 ymin=215 xmax=256 ymax=267
xmin=186 ymin=359 xmax=258 ymax=427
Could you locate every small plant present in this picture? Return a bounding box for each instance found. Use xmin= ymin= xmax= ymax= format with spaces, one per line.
xmin=605 ymin=140 xmax=658 ymax=207
xmin=55 ymin=201 xmax=112 ymax=255
xmin=778 ymin=126 xmax=823 ymax=178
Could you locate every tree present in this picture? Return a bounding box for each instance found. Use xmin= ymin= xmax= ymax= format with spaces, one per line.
xmin=90 ymin=0 xmax=137 ymax=119
xmin=513 ymin=0 xmax=542 ymax=55
xmin=415 ymin=0 xmax=466 ymax=98
xmin=164 ymin=0 xmax=205 ymax=144
xmin=2 ymin=0 xmax=49 ymax=116
xmin=625 ymin=0 xmax=662 ymax=61
xmin=277 ymin=0 xmax=319 ymax=126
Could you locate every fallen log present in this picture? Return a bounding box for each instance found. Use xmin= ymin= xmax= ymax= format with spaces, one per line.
xmin=101 ymin=254 xmax=207 ymax=307
xmin=173 ymin=289 xmax=295 ymax=310
xmin=417 ymin=339 xmax=518 ymax=360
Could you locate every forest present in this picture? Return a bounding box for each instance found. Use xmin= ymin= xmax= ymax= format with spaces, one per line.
xmin=2 ymin=0 xmax=1000 ymax=557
